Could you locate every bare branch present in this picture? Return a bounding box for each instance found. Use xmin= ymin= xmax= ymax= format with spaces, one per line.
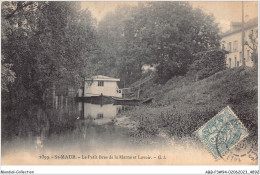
xmin=245 ymin=41 xmax=254 ymax=51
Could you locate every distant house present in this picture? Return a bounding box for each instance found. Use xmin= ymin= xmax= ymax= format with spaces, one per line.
xmin=221 ymin=17 xmax=258 ymax=68
xmin=78 ymin=75 xmax=122 ymax=98
xmin=141 ymin=64 xmax=156 ymax=73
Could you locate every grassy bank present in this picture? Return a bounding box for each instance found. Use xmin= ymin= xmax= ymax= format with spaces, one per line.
xmin=124 ymin=67 xmax=258 ymax=141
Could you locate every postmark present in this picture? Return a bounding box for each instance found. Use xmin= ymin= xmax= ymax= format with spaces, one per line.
xmin=217 ymin=118 xmax=258 ymax=162
xmin=221 ymin=138 xmax=258 ymax=163
xmin=195 ymin=106 xmax=249 ymax=159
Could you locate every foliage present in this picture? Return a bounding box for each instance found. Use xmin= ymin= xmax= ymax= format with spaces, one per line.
xmin=127 ymin=67 xmax=257 ymax=138
xmin=97 ymin=2 xmax=221 ymax=85
xmin=143 ymin=2 xmax=220 ymax=83
xmin=2 ymin=2 xmax=98 ymax=104
xmin=1 ymin=56 xmax=16 ymax=92
xmin=96 ymin=5 xmax=138 ymax=85
xmin=188 ymin=49 xmax=227 ymax=80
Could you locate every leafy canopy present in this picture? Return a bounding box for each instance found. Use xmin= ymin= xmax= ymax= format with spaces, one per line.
xmin=97 ymin=2 xmax=221 ymax=84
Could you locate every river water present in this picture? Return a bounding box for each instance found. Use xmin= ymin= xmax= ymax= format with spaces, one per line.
xmin=2 ymin=96 xmax=257 ymax=165
xmin=2 ymin=96 xmax=163 ymax=164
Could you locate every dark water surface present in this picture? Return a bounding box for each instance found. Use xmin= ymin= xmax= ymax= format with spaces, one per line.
xmin=2 ymin=96 xmax=256 ymax=165
xmin=2 ymin=96 xmax=160 ymax=164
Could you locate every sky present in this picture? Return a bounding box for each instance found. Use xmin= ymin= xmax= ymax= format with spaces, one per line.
xmin=81 ymin=1 xmax=258 ymax=33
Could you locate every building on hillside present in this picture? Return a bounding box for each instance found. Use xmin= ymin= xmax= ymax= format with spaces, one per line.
xmin=221 ymin=17 xmax=258 ymax=68
xmin=78 ymin=75 xmax=122 ymax=98
xmin=141 ymin=64 xmax=156 ymax=73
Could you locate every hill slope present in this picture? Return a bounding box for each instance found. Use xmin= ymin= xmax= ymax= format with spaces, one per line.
xmin=127 ymin=67 xmax=258 ymax=140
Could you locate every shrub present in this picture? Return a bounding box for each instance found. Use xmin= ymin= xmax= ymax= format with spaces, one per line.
xmin=128 ymin=67 xmax=257 ymax=140
xmin=188 ymin=49 xmax=227 ymax=80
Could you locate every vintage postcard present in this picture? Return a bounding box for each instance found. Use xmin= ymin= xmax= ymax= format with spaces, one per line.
xmin=1 ymin=0 xmax=258 ymax=171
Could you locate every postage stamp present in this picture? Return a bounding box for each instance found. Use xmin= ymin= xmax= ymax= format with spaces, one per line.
xmin=195 ymin=106 xmax=249 ymax=159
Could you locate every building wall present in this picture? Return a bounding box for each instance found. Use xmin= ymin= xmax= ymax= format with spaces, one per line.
xmin=84 ymin=80 xmax=122 ymax=98
xmin=221 ymin=26 xmax=257 ymax=68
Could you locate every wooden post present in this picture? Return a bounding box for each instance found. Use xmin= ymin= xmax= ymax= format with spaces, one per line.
xmin=82 ymin=81 xmax=85 ymax=97
xmin=65 ymin=96 xmax=68 ymax=110
xmin=101 ymin=93 xmax=103 ymax=105
xmin=52 ymin=84 xmax=56 ymax=108
xmin=60 ymin=95 xmax=63 ymax=109
xmin=55 ymin=96 xmax=58 ymax=109
xmin=81 ymin=101 xmax=84 ymax=119
xmin=123 ymin=80 xmax=125 ymax=99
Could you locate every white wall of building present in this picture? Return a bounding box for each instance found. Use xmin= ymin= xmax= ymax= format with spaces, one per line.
xmin=84 ymin=80 xmax=122 ymax=98
xmin=221 ymin=26 xmax=257 ymax=68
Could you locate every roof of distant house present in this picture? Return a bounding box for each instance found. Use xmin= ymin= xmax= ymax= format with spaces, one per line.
xmin=221 ymin=17 xmax=258 ymax=38
xmin=85 ymin=75 xmax=120 ymax=81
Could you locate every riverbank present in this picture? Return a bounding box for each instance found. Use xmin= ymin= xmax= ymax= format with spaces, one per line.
xmin=117 ymin=67 xmax=258 ymax=142
xmin=114 ymin=115 xmax=137 ymax=130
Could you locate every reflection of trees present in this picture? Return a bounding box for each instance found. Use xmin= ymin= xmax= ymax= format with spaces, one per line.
xmin=2 ymin=97 xmax=132 ymax=152
xmin=2 ymin=103 xmax=48 ymax=139
xmin=2 ymin=103 xmax=51 ymax=153
xmin=2 ymin=99 xmax=80 ymax=144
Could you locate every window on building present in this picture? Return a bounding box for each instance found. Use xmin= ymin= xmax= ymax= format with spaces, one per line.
xmin=233 ymin=41 xmax=238 ymax=52
xmin=228 ymin=42 xmax=232 ymax=52
xmin=98 ymin=81 xmax=104 ymax=86
xmin=229 ymin=58 xmax=231 ymax=68
xmin=235 ymin=57 xmax=237 ymax=67
xmin=237 ymin=61 xmax=239 ymax=67
xmin=222 ymin=43 xmax=225 ymax=50
xmin=97 ymin=113 xmax=104 ymax=119
xmin=247 ymin=50 xmax=250 ymax=61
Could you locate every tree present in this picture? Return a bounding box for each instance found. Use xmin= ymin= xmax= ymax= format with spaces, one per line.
xmin=188 ymin=49 xmax=227 ymax=80
xmin=1 ymin=56 xmax=15 ymax=92
xmin=245 ymin=29 xmax=258 ymax=67
xmin=2 ymin=2 xmax=98 ymax=104
xmin=96 ymin=5 xmax=134 ymax=83
xmin=97 ymin=4 xmax=155 ymax=85
xmin=135 ymin=2 xmax=220 ymax=83
xmin=97 ymin=2 xmax=221 ymax=85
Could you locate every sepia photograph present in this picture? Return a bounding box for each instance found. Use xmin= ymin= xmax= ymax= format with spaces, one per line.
xmin=1 ymin=0 xmax=258 ymax=170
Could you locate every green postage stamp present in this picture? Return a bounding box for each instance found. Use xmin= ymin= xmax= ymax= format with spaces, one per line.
xmin=195 ymin=106 xmax=249 ymax=159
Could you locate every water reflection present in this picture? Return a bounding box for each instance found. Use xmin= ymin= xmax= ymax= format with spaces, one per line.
xmin=2 ymin=95 xmax=257 ymax=165
xmin=78 ymin=102 xmax=122 ymax=124
xmin=1 ymin=95 xmax=135 ymax=162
